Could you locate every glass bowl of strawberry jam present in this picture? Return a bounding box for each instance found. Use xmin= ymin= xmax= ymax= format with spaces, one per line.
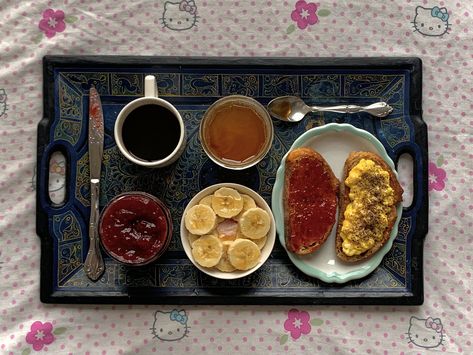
xmin=99 ymin=192 xmax=172 ymax=266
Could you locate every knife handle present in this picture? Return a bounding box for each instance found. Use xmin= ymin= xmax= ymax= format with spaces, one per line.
xmin=84 ymin=179 xmax=105 ymax=281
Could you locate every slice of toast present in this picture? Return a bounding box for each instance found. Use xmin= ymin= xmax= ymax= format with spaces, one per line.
xmin=284 ymin=147 xmax=339 ymax=255
xmin=336 ymin=151 xmax=403 ymax=262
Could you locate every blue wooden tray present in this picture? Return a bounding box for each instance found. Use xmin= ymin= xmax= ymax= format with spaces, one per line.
xmin=37 ymin=56 xmax=427 ymax=304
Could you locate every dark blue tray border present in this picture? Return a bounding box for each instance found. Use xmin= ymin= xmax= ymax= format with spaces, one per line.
xmin=37 ymin=56 xmax=427 ymax=305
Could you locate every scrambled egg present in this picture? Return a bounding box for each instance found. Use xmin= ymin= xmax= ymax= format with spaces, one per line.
xmin=340 ymin=159 xmax=395 ymax=256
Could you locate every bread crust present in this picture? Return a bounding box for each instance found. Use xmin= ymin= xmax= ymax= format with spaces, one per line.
xmin=284 ymin=147 xmax=339 ymax=255
xmin=335 ymin=151 xmax=403 ymax=262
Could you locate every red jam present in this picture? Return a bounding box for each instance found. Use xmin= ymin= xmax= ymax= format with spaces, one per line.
xmin=286 ymin=156 xmax=338 ymax=253
xmin=99 ymin=192 xmax=171 ymax=265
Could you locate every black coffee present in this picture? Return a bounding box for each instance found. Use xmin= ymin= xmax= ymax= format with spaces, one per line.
xmin=122 ymin=104 xmax=181 ymax=162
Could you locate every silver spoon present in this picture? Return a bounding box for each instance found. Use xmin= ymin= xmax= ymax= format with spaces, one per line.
xmin=267 ymin=96 xmax=393 ymax=122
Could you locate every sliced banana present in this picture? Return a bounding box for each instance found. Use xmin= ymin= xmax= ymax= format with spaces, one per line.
xmin=216 ymin=241 xmax=236 ymax=272
xmin=239 ymin=207 xmax=271 ymax=239
xmin=199 ymin=195 xmax=213 ymax=207
xmin=234 ymin=194 xmax=257 ymax=220
xmin=214 ymin=187 xmax=241 ymax=198
xmin=254 ymin=235 xmax=267 ymax=250
xmin=184 ymin=204 xmax=216 ymax=235
xmin=212 ymin=188 xmax=244 ymax=218
xmin=188 ymin=233 xmax=201 ymax=246
xmin=235 ymin=229 xmax=246 ymax=239
xmin=239 ymin=234 xmax=267 ymax=250
xmin=228 ymin=239 xmax=261 ymax=270
xmin=189 ymin=231 xmax=220 ymax=246
xmin=191 ymin=235 xmax=223 ymax=267
xmin=241 ymin=194 xmax=257 ymax=210
xmin=186 ymin=187 xmax=270 ymax=272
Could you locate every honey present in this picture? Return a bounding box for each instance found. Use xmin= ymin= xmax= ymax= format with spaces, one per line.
xmin=204 ymin=103 xmax=267 ymax=163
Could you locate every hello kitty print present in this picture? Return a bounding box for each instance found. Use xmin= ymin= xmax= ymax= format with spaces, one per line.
xmin=151 ymin=309 xmax=190 ymax=341
xmin=0 ymin=89 xmax=8 ymax=119
xmin=161 ymin=0 xmax=199 ymax=31
xmin=407 ymin=316 xmax=445 ymax=349
xmin=412 ymin=6 xmax=451 ymax=37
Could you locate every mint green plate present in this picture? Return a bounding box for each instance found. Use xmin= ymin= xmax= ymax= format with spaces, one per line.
xmin=271 ymin=123 xmax=403 ymax=283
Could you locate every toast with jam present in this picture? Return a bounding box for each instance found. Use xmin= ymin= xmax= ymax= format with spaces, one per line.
xmin=284 ymin=147 xmax=339 ymax=255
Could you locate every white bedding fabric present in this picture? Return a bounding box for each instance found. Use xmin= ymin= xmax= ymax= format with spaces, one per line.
xmin=0 ymin=1 xmax=471 ymax=354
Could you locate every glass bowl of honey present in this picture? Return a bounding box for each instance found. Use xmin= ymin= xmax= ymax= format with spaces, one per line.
xmin=199 ymin=95 xmax=274 ymax=170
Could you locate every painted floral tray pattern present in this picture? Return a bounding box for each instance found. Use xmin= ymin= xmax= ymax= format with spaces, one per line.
xmin=36 ymin=56 xmax=427 ymax=304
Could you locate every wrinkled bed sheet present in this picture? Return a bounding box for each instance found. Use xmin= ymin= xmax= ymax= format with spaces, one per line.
xmin=0 ymin=1 xmax=472 ymax=354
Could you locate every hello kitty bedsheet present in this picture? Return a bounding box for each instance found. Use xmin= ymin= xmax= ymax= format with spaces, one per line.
xmin=0 ymin=1 xmax=472 ymax=354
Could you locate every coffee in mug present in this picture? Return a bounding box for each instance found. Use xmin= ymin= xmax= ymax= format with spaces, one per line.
xmin=121 ymin=105 xmax=181 ymax=162
xmin=114 ymin=75 xmax=185 ymax=168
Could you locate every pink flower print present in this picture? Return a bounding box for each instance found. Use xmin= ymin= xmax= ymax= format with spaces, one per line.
xmin=38 ymin=9 xmax=66 ymax=38
xmin=428 ymin=161 xmax=446 ymax=191
xmin=283 ymin=309 xmax=311 ymax=340
xmin=26 ymin=321 xmax=55 ymax=351
xmin=291 ymin=1 xmax=319 ymax=29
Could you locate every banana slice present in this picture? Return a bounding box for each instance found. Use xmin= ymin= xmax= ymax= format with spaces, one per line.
xmin=200 ymin=194 xmax=225 ymax=223
xmin=239 ymin=207 xmax=271 ymax=239
xmin=199 ymin=195 xmax=213 ymax=207
xmin=241 ymin=194 xmax=257 ymax=210
xmin=228 ymin=239 xmax=261 ymax=270
xmin=184 ymin=204 xmax=217 ymax=235
xmin=234 ymin=194 xmax=257 ymax=220
xmin=235 ymin=229 xmax=246 ymax=239
xmin=212 ymin=188 xmax=244 ymax=218
xmin=214 ymin=187 xmax=242 ymax=198
xmin=188 ymin=233 xmax=201 ymax=246
xmin=191 ymin=235 xmax=223 ymax=267
xmin=254 ymin=235 xmax=267 ymax=250
xmin=216 ymin=241 xmax=236 ymax=272
xmin=238 ymin=233 xmax=267 ymax=250
xmin=189 ymin=231 xmax=221 ymax=246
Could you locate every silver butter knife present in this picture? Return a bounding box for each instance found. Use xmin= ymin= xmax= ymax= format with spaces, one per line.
xmin=84 ymin=86 xmax=105 ymax=281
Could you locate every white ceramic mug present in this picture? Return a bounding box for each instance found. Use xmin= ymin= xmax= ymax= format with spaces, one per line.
xmin=114 ymin=75 xmax=186 ymax=168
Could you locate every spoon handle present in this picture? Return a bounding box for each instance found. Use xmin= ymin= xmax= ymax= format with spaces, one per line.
xmin=310 ymin=102 xmax=393 ymax=118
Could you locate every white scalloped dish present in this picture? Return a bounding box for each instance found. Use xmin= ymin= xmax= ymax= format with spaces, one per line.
xmin=271 ymin=123 xmax=403 ymax=283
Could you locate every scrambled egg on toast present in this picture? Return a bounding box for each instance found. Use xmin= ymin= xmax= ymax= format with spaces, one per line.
xmin=336 ymin=151 xmax=403 ymax=262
